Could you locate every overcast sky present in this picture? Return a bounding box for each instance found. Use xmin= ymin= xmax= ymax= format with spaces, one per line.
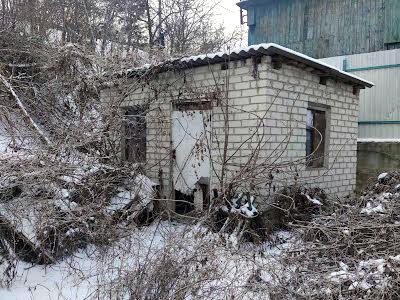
xmin=215 ymin=0 xmax=241 ymax=30
xmin=214 ymin=0 xmax=247 ymax=46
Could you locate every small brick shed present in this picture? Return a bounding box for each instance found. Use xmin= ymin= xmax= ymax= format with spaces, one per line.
xmin=102 ymin=43 xmax=373 ymax=211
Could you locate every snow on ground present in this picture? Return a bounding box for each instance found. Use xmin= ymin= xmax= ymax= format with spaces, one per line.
xmin=0 ymin=222 xmax=171 ymax=300
xmin=0 ymin=221 xmax=294 ymax=300
xmin=303 ymin=193 xmax=323 ymax=206
xmin=0 ymin=254 xmax=94 ymax=300
xmin=360 ymin=190 xmax=398 ymax=215
xmin=360 ymin=201 xmax=386 ymax=214
xmin=107 ymin=174 xmax=156 ymax=213
xmin=2 ymin=170 xmax=400 ymax=299
xmin=0 ymin=197 xmax=42 ymax=246
xmin=328 ymin=257 xmax=398 ymax=291
xmin=0 ymin=111 xmax=40 ymax=158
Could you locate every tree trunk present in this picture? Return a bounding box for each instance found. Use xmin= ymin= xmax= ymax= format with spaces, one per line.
xmin=0 ymin=73 xmax=50 ymax=145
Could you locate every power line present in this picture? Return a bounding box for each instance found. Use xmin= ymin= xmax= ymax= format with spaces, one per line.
xmin=215 ymin=2 xmax=238 ymax=15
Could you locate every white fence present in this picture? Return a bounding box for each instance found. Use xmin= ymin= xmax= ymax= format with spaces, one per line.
xmin=320 ymin=48 xmax=400 ymax=140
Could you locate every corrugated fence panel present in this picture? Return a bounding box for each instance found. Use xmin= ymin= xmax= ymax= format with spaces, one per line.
xmin=320 ymin=48 xmax=400 ymax=139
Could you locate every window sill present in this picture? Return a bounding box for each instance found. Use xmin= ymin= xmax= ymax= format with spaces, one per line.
xmin=305 ymin=165 xmax=328 ymax=171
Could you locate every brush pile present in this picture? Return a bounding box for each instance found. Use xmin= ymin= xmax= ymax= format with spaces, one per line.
xmin=265 ymin=172 xmax=400 ymax=299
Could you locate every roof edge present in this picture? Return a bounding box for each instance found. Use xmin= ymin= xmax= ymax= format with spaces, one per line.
xmin=266 ymin=44 xmax=374 ymax=88
xmin=237 ymin=0 xmax=267 ymax=9
xmin=127 ymin=43 xmax=374 ymax=89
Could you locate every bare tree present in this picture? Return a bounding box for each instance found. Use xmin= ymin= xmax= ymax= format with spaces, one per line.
xmin=162 ymin=0 xmax=239 ymax=55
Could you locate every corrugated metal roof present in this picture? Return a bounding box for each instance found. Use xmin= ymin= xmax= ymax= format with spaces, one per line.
xmin=130 ymin=43 xmax=374 ymax=88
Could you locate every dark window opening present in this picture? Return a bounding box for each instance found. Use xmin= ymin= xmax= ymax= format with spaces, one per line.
xmin=306 ymin=108 xmax=327 ymax=168
xmin=353 ymin=86 xmax=360 ymax=96
xmin=174 ymin=183 xmax=209 ymax=214
xmin=175 ymin=190 xmax=194 ymax=214
xmin=123 ymin=107 xmax=147 ymax=163
xmin=319 ymin=76 xmax=328 ymax=85
xmin=221 ymin=62 xmax=229 ymax=70
xmin=199 ymin=183 xmax=210 ymax=210
xmin=253 ymin=56 xmax=262 ymax=65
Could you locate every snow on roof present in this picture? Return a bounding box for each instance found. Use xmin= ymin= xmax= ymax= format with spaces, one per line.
xmin=131 ymin=43 xmax=374 ymax=88
xmin=236 ymin=0 xmax=260 ymax=9
xmin=181 ymin=43 xmax=374 ymax=88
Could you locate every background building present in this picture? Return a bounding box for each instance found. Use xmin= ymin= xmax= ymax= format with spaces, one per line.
xmin=238 ymin=0 xmax=400 ymax=189
xmin=237 ymin=0 xmax=400 ymax=58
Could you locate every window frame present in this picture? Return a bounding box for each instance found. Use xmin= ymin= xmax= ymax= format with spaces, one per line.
xmin=306 ymin=103 xmax=330 ymax=169
xmin=121 ymin=105 xmax=148 ymax=163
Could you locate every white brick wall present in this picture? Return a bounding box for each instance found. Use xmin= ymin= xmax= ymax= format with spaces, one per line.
xmin=102 ymin=54 xmax=360 ymax=203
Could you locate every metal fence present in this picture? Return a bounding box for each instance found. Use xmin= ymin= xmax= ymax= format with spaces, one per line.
xmin=320 ymin=48 xmax=400 ymax=140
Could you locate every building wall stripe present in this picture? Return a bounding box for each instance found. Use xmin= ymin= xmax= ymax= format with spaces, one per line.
xmin=359 ymin=120 xmax=400 ymax=125
xmin=345 ymin=63 xmax=400 ymax=72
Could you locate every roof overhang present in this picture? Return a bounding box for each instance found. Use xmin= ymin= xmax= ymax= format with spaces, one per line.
xmin=237 ymin=0 xmax=271 ymax=10
xmin=128 ymin=43 xmax=374 ymax=89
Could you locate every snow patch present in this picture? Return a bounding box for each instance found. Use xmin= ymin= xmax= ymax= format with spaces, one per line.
xmin=304 ymin=193 xmax=323 ymax=206
xmin=107 ymin=174 xmax=156 ymax=213
xmin=378 ymin=172 xmax=388 ymax=181
xmin=54 ymin=199 xmax=78 ymax=211
xmin=361 ymin=202 xmax=385 ymax=215
xmin=133 ymin=174 xmax=156 ymax=206
xmin=329 ymin=258 xmax=391 ymax=291
xmin=389 ymin=255 xmax=400 ymax=262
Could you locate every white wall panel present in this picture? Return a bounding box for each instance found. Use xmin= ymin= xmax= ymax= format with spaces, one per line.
xmin=320 ymin=49 xmax=400 ymax=139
